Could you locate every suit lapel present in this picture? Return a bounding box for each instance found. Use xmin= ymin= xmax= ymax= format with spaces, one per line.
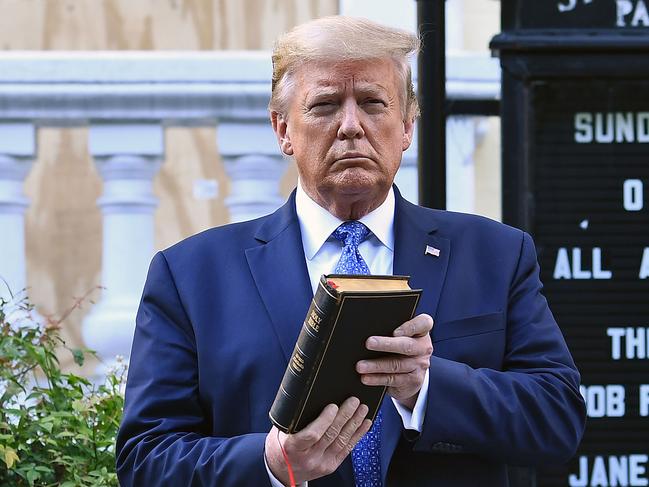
xmin=393 ymin=192 xmax=450 ymax=321
xmin=245 ymin=193 xmax=313 ymax=361
xmin=380 ymin=190 xmax=451 ymax=484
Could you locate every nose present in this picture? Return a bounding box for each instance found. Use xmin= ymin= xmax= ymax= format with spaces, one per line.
xmin=337 ymin=99 xmax=365 ymax=140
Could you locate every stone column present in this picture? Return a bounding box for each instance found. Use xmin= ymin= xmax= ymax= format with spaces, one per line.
xmin=0 ymin=123 xmax=36 ymax=311
xmin=217 ymin=122 xmax=287 ymax=223
xmin=83 ymin=124 xmax=163 ymax=372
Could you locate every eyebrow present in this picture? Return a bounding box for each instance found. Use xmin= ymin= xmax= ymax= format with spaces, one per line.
xmin=306 ymin=82 xmax=389 ymax=100
xmin=354 ymin=81 xmax=389 ymax=93
xmin=307 ymin=87 xmax=340 ymax=99
xmin=354 ymin=84 xmax=389 ymax=98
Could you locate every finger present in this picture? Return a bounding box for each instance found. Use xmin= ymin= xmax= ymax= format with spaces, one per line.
xmin=356 ymin=356 xmax=420 ymax=375
xmin=360 ymin=369 xmax=424 ymax=388
xmin=288 ymin=403 xmax=338 ymax=451
xmin=366 ymin=335 xmax=433 ymax=357
xmin=323 ymin=402 xmax=369 ymax=456
xmin=334 ymin=418 xmax=373 ymax=463
xmin=393 ymin=314 xmax=434 ymax=338
xmin=312 ymin=397 xmax=361 ymax=452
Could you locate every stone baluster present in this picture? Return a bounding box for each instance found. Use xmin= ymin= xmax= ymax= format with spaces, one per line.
xmin=217 ymin=122 xmax=287 ymax=223
xmin=0 ymin=123 xmax=36 ymax=313
xmin=83 ymin=124 xmax=163 ymax=373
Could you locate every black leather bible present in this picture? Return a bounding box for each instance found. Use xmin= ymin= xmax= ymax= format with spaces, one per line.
xmin=269 ymin=274 xmax=422 ymax=433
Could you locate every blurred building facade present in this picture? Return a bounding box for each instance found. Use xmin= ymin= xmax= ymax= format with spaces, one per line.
xmin=0 ymin=0 xmax=500 ymax=373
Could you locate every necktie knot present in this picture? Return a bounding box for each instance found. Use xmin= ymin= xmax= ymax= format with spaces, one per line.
xmin=332 ymin=221 xmax=370 ymax=248
xmin=331 ymin=221 xmax=371 ymax=276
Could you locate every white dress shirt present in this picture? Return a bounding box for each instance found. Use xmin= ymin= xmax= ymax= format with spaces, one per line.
xmin=266 ymin=182 xmax=429 ymax=486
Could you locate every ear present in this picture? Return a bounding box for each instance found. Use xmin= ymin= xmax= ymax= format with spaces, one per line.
xmin=270 ymin=111 xmax=293 ymax=156
xmin=401 ymin=117 xmax=415 ymax=152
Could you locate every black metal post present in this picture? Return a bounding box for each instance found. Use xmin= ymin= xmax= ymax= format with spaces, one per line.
xmin=416 ymin=0 xmax=446 ymax=210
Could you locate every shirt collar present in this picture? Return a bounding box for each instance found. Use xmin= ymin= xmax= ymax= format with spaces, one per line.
xmin=295 ymin=180 xmax=395 ymax=260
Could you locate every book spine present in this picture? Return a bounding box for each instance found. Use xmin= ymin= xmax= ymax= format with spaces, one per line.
xmin=269 ymin=280 xmax=339 ymax=433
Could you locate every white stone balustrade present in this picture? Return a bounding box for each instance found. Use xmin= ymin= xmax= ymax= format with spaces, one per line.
xmin=0 ymin=51 xmax=500 ymax=373
xmin=218 ymin=122 xmax=287 ymax=223
xmin=82 ymin=124 xmax=163 ymax=372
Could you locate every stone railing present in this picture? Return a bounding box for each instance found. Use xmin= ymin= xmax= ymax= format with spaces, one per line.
xmin=0 ymin=51 xmax=500 ymax=371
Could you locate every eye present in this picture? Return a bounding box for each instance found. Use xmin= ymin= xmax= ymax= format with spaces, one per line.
xmin=362 ymin=98 xmax=387 ymax=112
xmin=308 ymin=101 xmax=337 ymax=115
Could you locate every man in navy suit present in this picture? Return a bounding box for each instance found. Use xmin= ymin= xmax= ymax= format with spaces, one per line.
xmin=116 ymin=16 xmax=586 ymax=487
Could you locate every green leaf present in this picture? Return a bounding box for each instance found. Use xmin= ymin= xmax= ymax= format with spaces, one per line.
xmin=4 ymin=446 xmax=19 ymax=468
xmin=25 ymin=467 xmax=40 ymax=484
xmin=71 ymin=348 xmax=85 ymax=367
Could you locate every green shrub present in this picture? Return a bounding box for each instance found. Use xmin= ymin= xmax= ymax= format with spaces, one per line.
xmin=0 ymin=293 xmax=125 ymax=486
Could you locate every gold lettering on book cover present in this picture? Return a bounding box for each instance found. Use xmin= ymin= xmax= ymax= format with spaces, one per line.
xmin=307 ymin=310 xmax=322 ymax=333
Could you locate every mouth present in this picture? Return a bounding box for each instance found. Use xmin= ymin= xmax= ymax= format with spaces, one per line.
xmin=339 ymin=152 xmax=366 ymax=159
xmin=335 ymin=153 xmax=373 ymax=163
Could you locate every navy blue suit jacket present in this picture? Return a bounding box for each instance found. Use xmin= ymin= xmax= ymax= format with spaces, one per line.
xmin=116 ymin=189 xmax=586 ymax=486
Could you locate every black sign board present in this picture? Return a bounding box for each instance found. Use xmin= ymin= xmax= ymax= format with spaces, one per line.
xmin=503 ymin=0 xmax=649 ymax=30
xmin=531 ymin=80 xmax=649 ymax=487
xmin=493 ymin=1 xmax=649 ymax=486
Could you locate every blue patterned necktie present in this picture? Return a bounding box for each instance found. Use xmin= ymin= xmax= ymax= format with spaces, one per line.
xmin=331 ymin=221 xmax=383 ymax=487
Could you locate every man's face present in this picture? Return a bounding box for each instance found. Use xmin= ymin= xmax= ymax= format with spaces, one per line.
xmin=272 ymin=58 xmax=414 ymax=219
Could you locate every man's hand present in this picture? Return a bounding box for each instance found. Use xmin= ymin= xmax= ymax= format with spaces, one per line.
xmin=265 ymin=397 xmax=372 ymax=485
xmin=356 ymin=313 xmax=434 ymax=410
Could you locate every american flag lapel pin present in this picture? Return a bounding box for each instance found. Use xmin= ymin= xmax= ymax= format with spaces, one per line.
xmin=425 ymin=245 xmax=441 ymax=257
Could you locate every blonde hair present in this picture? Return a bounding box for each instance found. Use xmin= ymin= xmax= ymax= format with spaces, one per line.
xmin=269 ymin=16 xmax=420 ymax=120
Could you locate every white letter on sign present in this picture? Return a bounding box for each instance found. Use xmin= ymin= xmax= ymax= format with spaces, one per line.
xmin=640 ymin=385 xmax=649 ymax=417
xmin=630 ymin=454 xmax=649 ymax=486
xmin=624 ymin=179 xmax=644 ymax=211
xmin=554 ymin=247 xmax=572 ymax=279
xmin=558 ymin=0 xmax=577 ymax=12
xmin=608 ymin=327 xmax=625 ymax=360
xmin=569 ymin=456 xmax=588 ymax=487
xmin=575 ymin=113 xmax=593 ymax=143
xmin=617 ymin=0 xmax=634 ymax=26
xmin=640 ymin=248 xmax=649 ymax=279
xmin=632 ymin=0 xmax=649 ymax=26
xmin=592 ymin=248 xmax=613 ymax=279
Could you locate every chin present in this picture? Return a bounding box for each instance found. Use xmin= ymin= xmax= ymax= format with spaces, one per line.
xmin=332 ymin=173 xmax=377 ymax=195
xmin=333 ymin=184 xmax=393 ymax=211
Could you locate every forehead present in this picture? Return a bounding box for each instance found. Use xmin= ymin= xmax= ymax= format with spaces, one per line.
xmin=293 ymin=58 xmax=399 ymax=93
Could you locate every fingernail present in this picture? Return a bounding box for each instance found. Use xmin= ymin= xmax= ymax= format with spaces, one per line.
xmin=357 ymin=361 xmax=367 ymax=372
xmin=367 ymin=337 xmax=378 ymax=348
xmin=393 ymin=328 xmax=404 ymax=337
